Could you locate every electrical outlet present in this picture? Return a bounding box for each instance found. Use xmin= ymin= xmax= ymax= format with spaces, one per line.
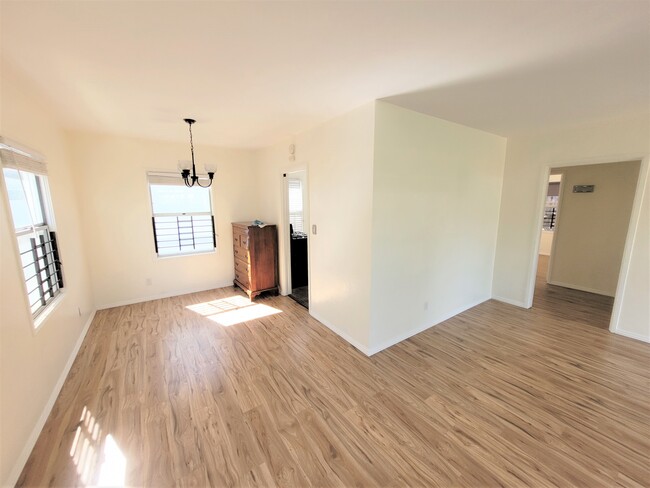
xmin=424 ymin=301 xmax=429 ymax=311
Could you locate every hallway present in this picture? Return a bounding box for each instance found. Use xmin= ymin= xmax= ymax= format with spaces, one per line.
xmin=533 ymin=254 xmax=614 ymax=330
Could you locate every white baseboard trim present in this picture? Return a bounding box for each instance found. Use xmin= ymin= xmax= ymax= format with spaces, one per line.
xmin=547 ymin=280 xmax=614 ymax=297
xmin=492 ymin=295 xmax=529 ymax=308
xmin=308 ymin=311 xmax=371 ymax=356
xmin=367 ymin=297 xmax=490 ymax=356
xmin=5 ymin=309 xmax=96 ymax=488
xmin=98 ymin=281 xmax=236 ymax=309
xmin=611 ymin=328 xmax=650 ymax=343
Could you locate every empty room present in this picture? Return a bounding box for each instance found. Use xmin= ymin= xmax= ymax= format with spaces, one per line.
xmin=1 ymin=1 xmax=649 ymax=487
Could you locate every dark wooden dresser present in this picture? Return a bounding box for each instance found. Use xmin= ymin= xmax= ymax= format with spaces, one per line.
xmin=232 ymin=222 xmax=279 ymax=299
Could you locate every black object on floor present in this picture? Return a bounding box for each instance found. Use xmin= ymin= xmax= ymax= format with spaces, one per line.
xmin=289 ymin=286 xmax=309 ymax=309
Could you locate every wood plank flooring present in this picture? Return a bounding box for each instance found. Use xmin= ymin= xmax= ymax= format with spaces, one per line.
xmin=533 ymin=254 xmax=614 ymax=329
xmin=18 ymin=280 xmax=649 ymax=487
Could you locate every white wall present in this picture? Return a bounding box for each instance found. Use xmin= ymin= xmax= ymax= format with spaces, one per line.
xmin=548 ymin=161 xmax=641 ymax=296
xmin=492 ymin=114 xmax=650 ymax=341
xmin=369 ymin=102 xmax=507 ymax=352
xmin=0 ymin=63 xmax=95 ymax=486
xmin=69 ymin=132 xmax=258 ymax=309
xmin=255 ymin=103 xmax=376 ymax=350
xmin=539 ymin=230 xmax=554 ymax=256
xmin=254 ymin=140 xmax=296 ymax=293
xmin=614 ymin=173 xmax=649 ymax=341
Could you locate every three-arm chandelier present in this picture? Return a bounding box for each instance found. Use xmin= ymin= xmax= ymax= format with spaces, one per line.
xmin=180 ymin=118 xmax=215 ymax=188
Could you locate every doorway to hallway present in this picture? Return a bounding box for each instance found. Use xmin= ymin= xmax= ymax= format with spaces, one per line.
xmin=284 ymin=169 xmax=309 ymax=309
xmin=531 ymin=160 xmax=641 ymax=330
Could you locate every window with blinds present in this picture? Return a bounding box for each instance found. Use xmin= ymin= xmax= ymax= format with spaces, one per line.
xmin=148 ymin=173 xmax=216 ymax=256
xmin=288 ymin=178 xmax=304 ymax=234
xmin=1 ymin=137 xmax=64 ymax=323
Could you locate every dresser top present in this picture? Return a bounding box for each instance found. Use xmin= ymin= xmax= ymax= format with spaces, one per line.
xmin=232 ymin=221 xmax=276 ymax=229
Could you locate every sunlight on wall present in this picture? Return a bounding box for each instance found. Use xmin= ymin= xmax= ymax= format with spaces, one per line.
xmin=186 ymin=295 xmax=282 ymax=326
xmin=69 ymin=406 xmax=126 ymax=487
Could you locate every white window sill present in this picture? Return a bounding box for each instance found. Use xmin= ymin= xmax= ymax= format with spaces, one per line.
xmin=33 ymin=292 xmax=66 ymax=333
xmin=156 ymin=248 xmax=217 ymax=260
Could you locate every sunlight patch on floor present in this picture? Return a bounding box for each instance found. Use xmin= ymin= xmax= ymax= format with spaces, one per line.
xmin=186 ymin=295 xmax=281 ymax=326
xmin=70 ymin=406 xmax=127 ymax=487
xmin=97 ymin=435 xmax=127 ymax=487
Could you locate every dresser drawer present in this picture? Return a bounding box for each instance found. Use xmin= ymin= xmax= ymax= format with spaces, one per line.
xmin=233 ymin=243 xmax=248 ymax=261
xmin=233 ymin=227 xmax=249 ymax=249
xmin=234 ymin=257 xmax=250 ymax=276
xmin=234 ymin=269 xmax=250 ymax=288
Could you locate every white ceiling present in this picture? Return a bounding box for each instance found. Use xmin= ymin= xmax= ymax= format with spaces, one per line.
xmin=2 ymin=1 xmax=649 ymax=147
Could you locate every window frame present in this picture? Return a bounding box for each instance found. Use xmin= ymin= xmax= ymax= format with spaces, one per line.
xmin=147 ymin=172 xmax=217 ymax=258
xmin=1 ymin=166 xmax=65 ymax=329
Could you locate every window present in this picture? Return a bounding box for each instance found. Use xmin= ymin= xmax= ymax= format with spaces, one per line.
xmin=1 ymin=138 xmax=64 ymax=321
xmin=148 ymin=173 xmax=216 ymax=256
xmin=288 ymin=178 xmax=304 ymax=234
xmin=543 ymin=181 xmax=560 ymax=230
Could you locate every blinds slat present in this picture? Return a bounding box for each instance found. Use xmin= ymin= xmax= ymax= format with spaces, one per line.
xmin=147 ymin=171 xmax=213 ymax=186
xmin=288 ymin=178 xmax=304 ymax=233
xmin=0 ymin=137 xmax=47 ymax=175
xmin=147 ymin=171 xmax=188 ymax=186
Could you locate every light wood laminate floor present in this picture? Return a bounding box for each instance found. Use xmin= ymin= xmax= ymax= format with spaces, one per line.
xmin=533 ymin=254 xmax=614 ymax=329
xmin=18 ymin=281 xmax=649 ymax=487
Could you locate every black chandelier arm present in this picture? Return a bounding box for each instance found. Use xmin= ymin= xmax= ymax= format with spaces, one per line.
xmin=195 ymin=178 xmax=213 ymax=188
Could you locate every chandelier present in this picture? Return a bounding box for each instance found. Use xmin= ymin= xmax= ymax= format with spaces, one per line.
xmin=180 ymin=118 xmax=214 ymax=188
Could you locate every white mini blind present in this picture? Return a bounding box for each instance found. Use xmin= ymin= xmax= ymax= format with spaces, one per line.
xmin=147 ymin=171 xmax=186 ymax=186
xmin=288 ymin=178 xmax=304 ymax=233
xmin=0 ymin=136 xmax=47 ymax=175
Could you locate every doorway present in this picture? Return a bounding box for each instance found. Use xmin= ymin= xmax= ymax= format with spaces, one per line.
xmin=284 ymin=169 xmax=309 ymax=308
xmin=532 ymin=160 xmax=641 ymax=330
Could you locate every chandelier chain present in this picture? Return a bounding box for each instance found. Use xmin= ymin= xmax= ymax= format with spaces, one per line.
xmin=188 ymin=123 xmax=195 ymax=166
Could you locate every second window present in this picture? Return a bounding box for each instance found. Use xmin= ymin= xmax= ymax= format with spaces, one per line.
xmin=148 ymin=173 xmax=216 ymax=257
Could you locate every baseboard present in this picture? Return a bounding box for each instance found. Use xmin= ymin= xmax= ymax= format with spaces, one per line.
xmin=491 ymin=295 xmax=529 ymax=308
xmin=5 ymin=309 xmax=97 ymax=488
xmin=366 ymin=297 xmax=490 ymax=356
xmin=547 ymin=280 xmax=614 ymax=297
xmin=98 ymin=281 xmax=236 ymax=309
xmin=308 ymin=311 xmax=371 ymax=356
xmin=611 ymin=328 xmax=650 ymax=343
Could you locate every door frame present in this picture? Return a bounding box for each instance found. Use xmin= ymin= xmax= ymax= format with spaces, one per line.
xmin=541 ymin=173 xmax=563 ymax=282
xmin=280 ymin=165 xmax=310 ymax=298
xmin=544 ymin=174 xmax=563 ymax=285
xmin=526 ymin=154 xmax=649 ymax=334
